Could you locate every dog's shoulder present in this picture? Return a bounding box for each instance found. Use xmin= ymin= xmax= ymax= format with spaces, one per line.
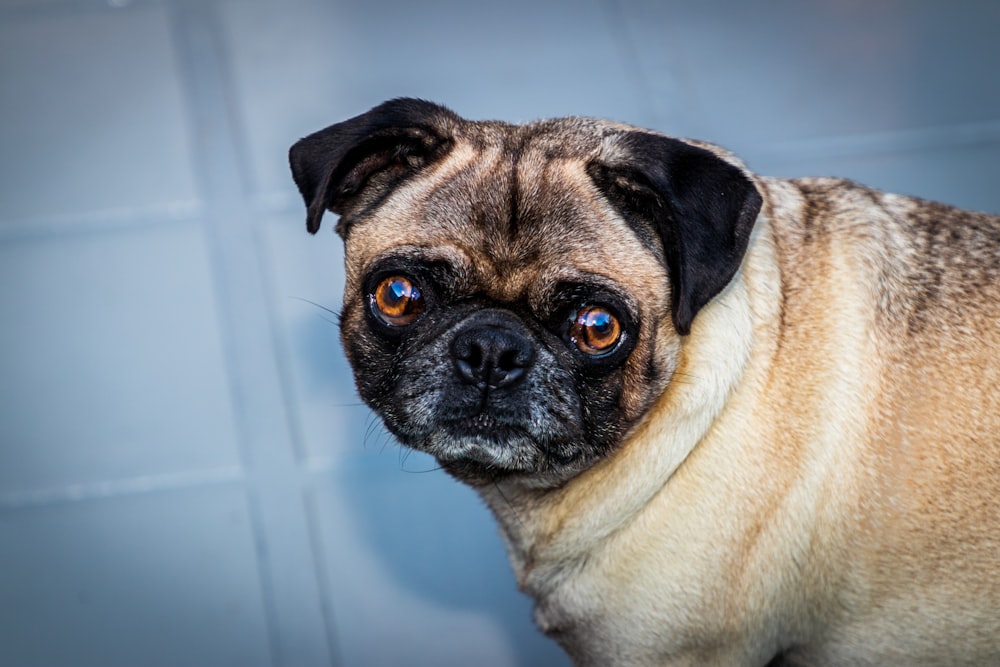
xmin=756 ymin=175 xmax=1000 ymax=334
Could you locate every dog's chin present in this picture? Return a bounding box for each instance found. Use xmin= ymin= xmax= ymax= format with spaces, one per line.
xmin=392 ymin=415 xmax=589 ymax=487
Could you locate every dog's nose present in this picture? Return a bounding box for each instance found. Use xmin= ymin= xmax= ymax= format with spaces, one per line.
xmin=451 ymin=325 xmax=536 ymax=389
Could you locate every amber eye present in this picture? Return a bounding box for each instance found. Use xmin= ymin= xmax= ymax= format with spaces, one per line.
xmin=371 ymin=275 xmax=424 ymax=327
xmin=569 ymin=306 xmax=622 ymax=355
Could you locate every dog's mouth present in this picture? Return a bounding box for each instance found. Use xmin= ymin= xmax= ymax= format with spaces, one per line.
xmin=428 ymin=414 xmax=546 ymax=467
xmin=443 ymin=412 xmax=527 ymax=441
xmin=393 ymin=406 xmax=585 ymax=480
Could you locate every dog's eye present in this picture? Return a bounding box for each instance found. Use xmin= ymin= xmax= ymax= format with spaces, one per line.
xmin=568 ymin=306 xmax=622 ymax=355
xmin=371 ymin=275 xmax=424 ymax=327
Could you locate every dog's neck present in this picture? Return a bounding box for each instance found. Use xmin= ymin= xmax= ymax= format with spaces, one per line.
xmin=477 ymin=211 xmax=783 ymax=597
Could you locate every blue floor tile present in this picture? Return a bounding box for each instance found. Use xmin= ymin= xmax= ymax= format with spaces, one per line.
xmin=0 ymin=487 xmax=270 ymax=667
xmin=0 ymin=224 xmax=241 ymax=496
xmin=0 ymin=5 xmax=199 ymax=224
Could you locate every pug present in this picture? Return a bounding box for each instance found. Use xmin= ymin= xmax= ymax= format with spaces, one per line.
xmin=289 ymin=98 xmax=1000 ymax=666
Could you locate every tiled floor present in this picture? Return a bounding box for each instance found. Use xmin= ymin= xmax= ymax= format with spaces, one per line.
xmin=1 ymin=1 xmax=997 ymax=666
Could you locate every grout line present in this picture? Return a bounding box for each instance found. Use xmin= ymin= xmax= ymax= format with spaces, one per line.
xmin=168 ymin=2 xmax=341 ymax=665
xmin=0 ymin=466 xmax=245 ymax=510
xmin=302 ymin=486 xmax=341 ymax=667
xmin=0 ymin=201 xmax=204 ymax=243
xmin=167 ymin=3 xmax=284 ymax=667
xmin=242 ymin=483 xmax=284 ymax=667
xmin=252 ymin=220 xmax=311 ymax=468
xmin=168 ymin=0 xmax=255 ymax=467
xmin=200 ymin=13 xmax=345 ymax=665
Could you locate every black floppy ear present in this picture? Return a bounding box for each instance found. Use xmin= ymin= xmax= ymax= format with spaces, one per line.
xmin=288 ymin=98 xmax=459 ymax=234
xmin=588 ymin=133 xmax=762 ymax=336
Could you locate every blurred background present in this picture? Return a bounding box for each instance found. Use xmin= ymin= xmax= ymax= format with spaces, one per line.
xmin=1 ymin=1 xmax=998 ymax=665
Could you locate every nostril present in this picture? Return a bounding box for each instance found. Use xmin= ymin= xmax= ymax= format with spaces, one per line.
xmin=498 ymin=349 xmax=518 ymax=372
xmin=468 ymin=344 xmax=483 ymax=371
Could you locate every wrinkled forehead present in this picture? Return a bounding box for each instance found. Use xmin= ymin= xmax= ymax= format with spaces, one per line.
xmin=343 ymin=120 xmax=665 ymax=302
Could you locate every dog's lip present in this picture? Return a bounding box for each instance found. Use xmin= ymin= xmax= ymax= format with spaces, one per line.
xmin=439 ymin=412 xmax=533 ymax=442
xmin=431 ymin=414 xmax=586 ymax=475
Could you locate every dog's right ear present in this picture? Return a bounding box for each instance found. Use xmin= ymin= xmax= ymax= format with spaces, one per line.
xmin=289 ymin=98 xmax=459 ymax=235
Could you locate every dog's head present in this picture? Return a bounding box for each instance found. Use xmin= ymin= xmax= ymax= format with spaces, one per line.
xmin=290 ymin=99 xmax=761 ymax=487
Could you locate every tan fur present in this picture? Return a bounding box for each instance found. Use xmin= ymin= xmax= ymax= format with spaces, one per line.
xmin=310 ymin=107 xmax=1000 ymax=666
xmin=479 ymin=176 xmax=1000 ymax=666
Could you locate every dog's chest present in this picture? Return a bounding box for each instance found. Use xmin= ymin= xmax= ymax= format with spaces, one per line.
xmin=529 ymin=576 xmax=633 ymax=666
xmin=520 ymin=541 xmax=723 ymax=666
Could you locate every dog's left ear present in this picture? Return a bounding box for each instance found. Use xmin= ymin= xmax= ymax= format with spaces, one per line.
xmin=589 ymin=133 xmax=763 ymax=336
xmin=289 ymin=98 xmax=459 ymax=235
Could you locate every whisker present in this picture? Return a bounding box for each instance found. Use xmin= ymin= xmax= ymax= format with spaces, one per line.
xmin=290 ymin=296 xmax=342 ymax=327
xmin=400 ymin=449 xmax=444 ymax=474
xmin=329 ymin=400 xmax=368 ymax=408
xmin=492 ymin=480 xmax=526 ymax=532
xmin=669 ymin=370 xmax=701 ymax=386
xmin=362 ymin=413 xmax=381 ymax=449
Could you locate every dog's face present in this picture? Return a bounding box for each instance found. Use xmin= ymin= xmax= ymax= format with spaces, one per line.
xmin=290 ymin=99 xmax=761 ymax=487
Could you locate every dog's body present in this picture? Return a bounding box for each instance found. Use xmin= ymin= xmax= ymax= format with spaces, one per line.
xmin=484 ymin=178 xmax=1000 ymax=667
xmin=290 ymin=100 xmax=1000 ymax=666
